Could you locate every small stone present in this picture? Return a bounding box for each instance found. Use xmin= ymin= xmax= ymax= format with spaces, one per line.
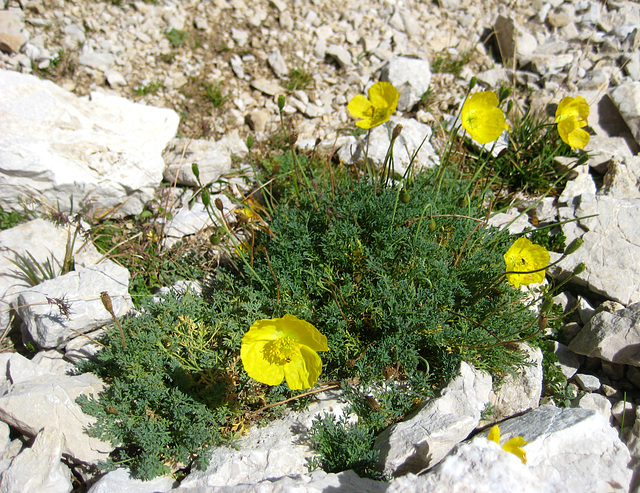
xmin=573 ymin=392 xmax=612 ymax=419
xmin=78 ymin=51 xmax=115 ymax=72
xmin=268 ymin=49 xmax=288 ymax=78
xmin=105 ymin=69 xmax=126 ymax=87
xmin=326 ymin=44 xmax=351 ymax=68
xmin=574 ymin=373 xmax=601 ymax=392
xmin=246 ymin=110 xmax=269 ymax=133
xmin=611 ymin=400 xmax=636 ymax=427
xmin=250 ymin=78 xmax=282 ymax=97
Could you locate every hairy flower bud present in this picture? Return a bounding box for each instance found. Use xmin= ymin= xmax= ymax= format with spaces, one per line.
xmin=277 ymin=94 xmax=286 ymax=111
xmin=564 ymin=238 xmax=584 ymax=256
xmin=191 ymin=162 xmax=200 ymax=179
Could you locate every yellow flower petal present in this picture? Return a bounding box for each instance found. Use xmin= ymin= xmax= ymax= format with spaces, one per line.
xmin=240 ymin=339 xmax=286 ymax=386
xmin=555 ymin=96 xmax=590 ymax=150
xmin=347 ymin=94 xmax=374 ymax=120
xmin=502 ymin=436 xmax=529 ymax=464
xmin=278 ymin=314 xmax=329 ymax=352
xmin=461 ymin=91 xmax=509 ymax=144
xmin=347 ymin=81 xmax=399 ymax=129
xmin=504 ymin=238 xmax=550 ymax=288
xmin=240 ymin=314 xmax=328 ymax=390
xmin=488 ymin=424 xmax=501 ymax=444
xmin=283 ymin=345 xmax=323 ymax=390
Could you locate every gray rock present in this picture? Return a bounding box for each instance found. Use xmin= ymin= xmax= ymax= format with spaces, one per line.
xmin=0 ymin=69 xmax=180 ymax=218
xmin=573 ymin=392 xmax=612 ymax=419
xmin=551 ymin=195 xmax=640 ymax=305
xmin=78 ymin=51 xmax=115 ymax=72
xmin=177 ymin=391 xmax=350 ymax=489
xmin=163 ymin=135 xmax=247 ymax=187
xmin=338 ymin=116 xmax=440 ymax=176
xmin=16 ymin=261 xmax=132 ymax=349
xmin=250 ymin=78 xmax=282 ymax=97
xmin=88 ymin=468 xmax=175 ymax=493
xmin=625 ymin=406 xmax=640 ymax=492
xmin=568 ymin=301 xmax=640 ymax=367
xmin=602 ymin=156 xmax=640 ymax=199
xmin=478 ymin=406 xmax=633 ymax=492
xmin=0 ymin=353 xmax=112 ymax=465
xmin=267 ymin=49 xmax=288 ymax=79
xmin=0 ymin=427 xmax=72 ymax=493
xmin=611 ymin=399 xmax=635 ymax=427
xmin=553 ymin=341 xmax=582 ymax=379
xmin=574 ymin=373 xmax=601 ymax=392
xmin=0 ymin=9 xmax=27 ymax=54
xmin=387 ymin=440 xmax=560 ymax=493
xmin=486 ymin=344 xmax=543 ymax=423
xmin=175 ymin=469 xmax=385 ymax=493
xmin=374 ymin=362 xmax=492 ymax=476
xmin=380 ymin=56 xmax=432 ymax=111
xmin=325 ymin=44 xmax=351 ymax=68
xmin=610 ymin=81 xmax=640 ymax=146
xmin=0 ymin=218 xmax=103 ymax=336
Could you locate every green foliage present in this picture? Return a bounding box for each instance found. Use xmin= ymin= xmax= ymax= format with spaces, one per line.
xmin=79 ymin=159 xmax=543 ymax=480
xmin=432 ymin=50 xmax=472 ymax=76
xmin=0 ymin=205 xmax=27 ymax=231
xmin=76 ymin=292 xmax=242 ymax=480
xmin=203 ymin=81 xmax=230 ymax=108
xmin=307 ymin=414 xmax=381 ymax=479
xmin=482 ymin=107 xmax=582 ymax=198
xmin=7 ymin=250 xmax=58 ymax=286
xmin=166 ymin=28 xmax=189 ymax=48
xmin=528 ymin=226 xmax=566 ymax=253
xmin=134 ymin=80 xmax=162 ymax=97
xmin=284 ymin=68 xmax=313 ymax=91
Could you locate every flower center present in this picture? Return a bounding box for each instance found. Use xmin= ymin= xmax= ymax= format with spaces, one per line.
xmin=263 ymin=337 xmax=300 ymax=365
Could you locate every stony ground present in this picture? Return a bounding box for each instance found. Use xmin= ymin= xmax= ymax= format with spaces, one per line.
xmin=1 ymin=0 xmax=532 ymax=148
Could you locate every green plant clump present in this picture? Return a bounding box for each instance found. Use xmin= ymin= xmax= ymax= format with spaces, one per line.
xmin=77 ymin=161 xmax=542 ymax=479
xmin=76 ymin=292 xmax=245 ymax=479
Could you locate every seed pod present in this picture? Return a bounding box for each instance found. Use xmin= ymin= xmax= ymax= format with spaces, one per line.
xmin=573 ymin=262 xmax=586 ymax=275
xmin=564 ymin=238 xmax=584 ymax=256
xmin=201 ymin=188 xmax=211 ymax=208
xmin=400 ymin=190 xmax=410 ymax=203
xmin=392 ymin=124 xmax=403 ymax=140
xmin=215 ymin=197 xmax=224 ymax=212
xmin=289 ymin=132 xmax=298 ymax=146
xmin=540 ymin=296 xmax=554 ymax=313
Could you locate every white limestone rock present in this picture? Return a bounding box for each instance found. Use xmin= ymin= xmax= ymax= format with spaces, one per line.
xmin=380 ymin=56 xmax=432 ymax=111
xmin=573 ymin=392 xmax=612 ymax=420
xmin=609 ymin=81 xmax=640 ymax=145
xmin=0 ymin=353 xmax=112 ymax=465
xmin=0 ymin=8 xmax=28 ymax=54
xmin=373 ymin=362 xmax=492 ymax=476
xmin=387 ymin=440 xmax=561 ymax=493
xmin=550 ymin=195 xmax=640 ymax=305
xmin=16 ymin=261 xmax=132 ymax=349
xmin=163 ymin=135 xmax=248 ymax=187
xmin=337 ymin=116 xmax=440 ymax=175
xmin=177 ymin=391 xmax=350 ymax=489
xmin=568 ymin=302 xmax=640 ymax=367
xmin=486 ymin=344 xmax=543 ymax=423
xmin=478 ymin=405 xmax=633 ymax=492
xmin=553 ymin=341 xmax=582 ymax=380
xmin=88 ymin=468 xmax=175 ymax=493
xmin=0 ymin=69 xmax=179 ymax=218
xmin=0 ymin=218 xmax=103 ymax=336
xmin=0 ymin=427 xmax=72 ymax=493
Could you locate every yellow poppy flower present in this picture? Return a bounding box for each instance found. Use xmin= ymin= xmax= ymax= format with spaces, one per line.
xmin=460 ymin=90 xmax=509 ymax=144
xmin=555 ymin=96 xmax=590 ymax=150
xmin=347 ymin=81 xmax=400 ymax=129
xmin=504 ymin=238 xmax=550 ymax=289
xmin=240 ymin=314 xmax=329 ymax=390
xmin=488 ymin=424 xmax=529 ymax=464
